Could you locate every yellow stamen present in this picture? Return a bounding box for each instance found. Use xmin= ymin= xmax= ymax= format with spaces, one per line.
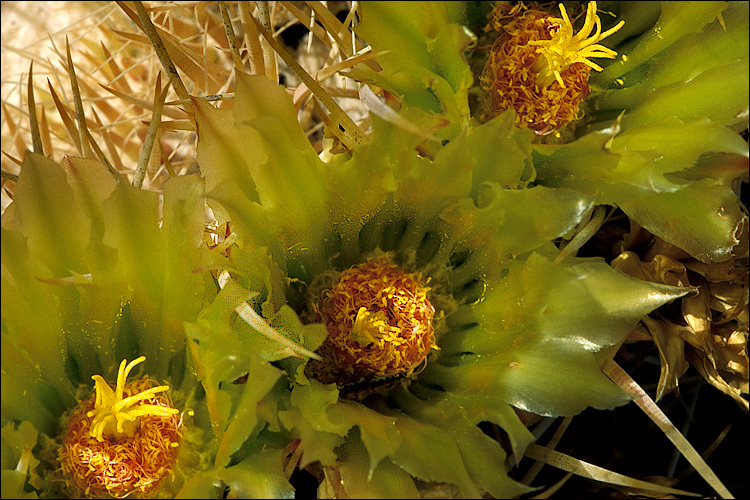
xmin=59 ymin=359 xmax=182 ymax=498
xmin=480 ymin=1 xmax=624 ymax=134
xmin=86 ymin=357 xmax=178 ymax=442
xmin=529 ymin=1 xmax=625 ymax=89
xmin=308 ymin=255 xmax=436 ymax=385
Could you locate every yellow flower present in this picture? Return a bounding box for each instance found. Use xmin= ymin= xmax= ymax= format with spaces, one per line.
xmin=481 ymin=1 xmax=624 ymax=134
xmin=307 ymin=255 xmax=437 ymax=385
xmin=59 ymin=357 xmax=181 ymax=498
xmin=529 ymin=1 xmax=625 ymax=89
xmin=87 ymin=357 xmax=179 ymax=442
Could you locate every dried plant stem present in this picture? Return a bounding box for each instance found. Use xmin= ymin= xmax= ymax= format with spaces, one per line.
xmin=554 ymin=205 xmax=608 ymax=264
xmin=239 ymin=2 xmax=266 ymax=76
xmin=1 ymin=170 xmax=20 ymax=182
xmin=524 ymin=443 xmax=700 ymax=497
xmin=279 ymin=1 xmax=334 ymax=49
xmin=248 ymin=13 xmax=365 ymax=148
xmin=47 ymin=79 xmax=82 ymax=152
xmin=522 ymin=416 xmax=573 ymax=485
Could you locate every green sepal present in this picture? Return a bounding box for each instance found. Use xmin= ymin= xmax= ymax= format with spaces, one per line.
xmin=619 ymin=178 xmax=748 ymax=263
xmin=377 ymin=404 xmax=481 ymax=498
xmin=534 ymin=117 xmax=748 ymax=262
xmin=592 ymin=2 xmax=748 ymax=119
xmin=354 ymin=2 xmax=475 ymax=138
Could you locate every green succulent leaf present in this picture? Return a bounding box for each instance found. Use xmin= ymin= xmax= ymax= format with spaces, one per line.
xmin=534 ymin=117 xmax=748 ymax=262
xmin=619 ymin=178 xmax=748 ymax=263
xmin=599 ymin=2 xmax=729 ymax=81
xmin=336 ymin=432 xmax=420 ymax=499
xmin=353 ymin=1 xmax=474 ymax=138
xmin=383 ymin=406 xmax=481 ymax=499
xmin=426 ymin=252 xmax=690 ymax=416
xmin=214 ymin=358 xmax=282 ymax=469
xmin=216 ymin=449 xmax=295 ymax=499
xmin=392 ymin=388 xmax=533 ymax=498
xmin=592 ymin=2 xmax=748 ymax=121
xmin=1 ymin=421 xmax=40 ymax=499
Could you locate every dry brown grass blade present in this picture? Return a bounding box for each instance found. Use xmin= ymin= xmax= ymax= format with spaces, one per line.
xmin=1 ymin=102 xmax=27 ymax=160
xmin=524 ymin=443 xmax=701 ymax=497
xmin=218 ymin=1 xmax=243 ymax=71
xmin=305 ymin=0 xmax=354 ymax=57
xmin=675 ymin=424 xmax=733 ymax=482
xmin=603 ymin=359 xmax=734 ymax=499
xmin=65 ymin=36 xmax=92 ymax=158
xmin=39 ymin=106 xmax=53 ymax=158
xmin=2 ymin=150 xmax=23 ymax=169
xmin=99 ymin=41 xmax=134 ymax=94
xmin=256 ymin=1 xmax=278 ymax=83
xmin=1 ymin=168 xmax=20 ymax=183
xmin=158 ymin=141 xmax=176 ymax=178
xmin=46 ymin=79 xmax=82 ymax=153
xmin=90 ymin=107 xmax=125 ymax=174
xmin=83 ymin=125 xmax=120 ymax=184
xmin=133 ymin=74 xmax=170 ymax=189
xmin=248 ymin=12 xmax=365 ymax=148
xmin=27 ymin=62 xmax=44 ymax=155
xmin=130 ymin=1 xmax=190 ymax=102
xmin=238 ymin=1 xmax=266 ymax=76
xmin=311 ymin=98 xmax=354 ymax=151
xmin=522 ymin=416 xmax=573 ymax=485
xmin=98 ymin=82 xmax=185 ymax=121
xmin=149 ymin=120 xmax=195 ymax=132
xmin=531 ymin=472 xmax=573 ymax=499
xmin=278 ymin=1 xmax=334 ymax=50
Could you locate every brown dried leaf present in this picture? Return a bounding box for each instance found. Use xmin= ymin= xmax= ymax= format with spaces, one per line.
xmin=642 ymin=316 xmax=690 ymax=401
xmin=687 ymin=347 xmax=749 ymax=412
xmin=681 ymin=276 xmax=712 ymax=343
xmin=611 ymin=251 xmax=692 ymax=287
xmin=707 ymin=280 xmax=749 ymax=324
xmin=684 ymin=257 xmax=749 ymax=284
xmin=712 ymin=325 xmax=750 ymax=380
xmin=643 ymin=237 xmax=693 ymax=262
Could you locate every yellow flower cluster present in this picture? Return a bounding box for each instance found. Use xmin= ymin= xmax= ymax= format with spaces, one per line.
xmin=481 ymin=1 xmax=623 ymax=134
xmin=59 ymin=358 xmax=181 ymax=498
xmin=310 ymin=256 xmax=436 ymax=386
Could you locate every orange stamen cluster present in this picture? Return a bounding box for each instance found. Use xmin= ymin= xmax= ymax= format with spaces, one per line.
xmin=481 ymin=1 xmax=623 ymax=135
xmin=311 ymin=256 xmax=436 ymax=385
xmin=59 ymin=360 xmax=181 ymax=498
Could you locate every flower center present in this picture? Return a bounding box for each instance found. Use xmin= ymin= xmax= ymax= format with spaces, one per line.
xmin=480 ymin=1 xmax=624 ymax=134
xmin=309 ymin=255 xmax=436 ymax=386
xmin=59 ymin=357 xmax=181 ymax=498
